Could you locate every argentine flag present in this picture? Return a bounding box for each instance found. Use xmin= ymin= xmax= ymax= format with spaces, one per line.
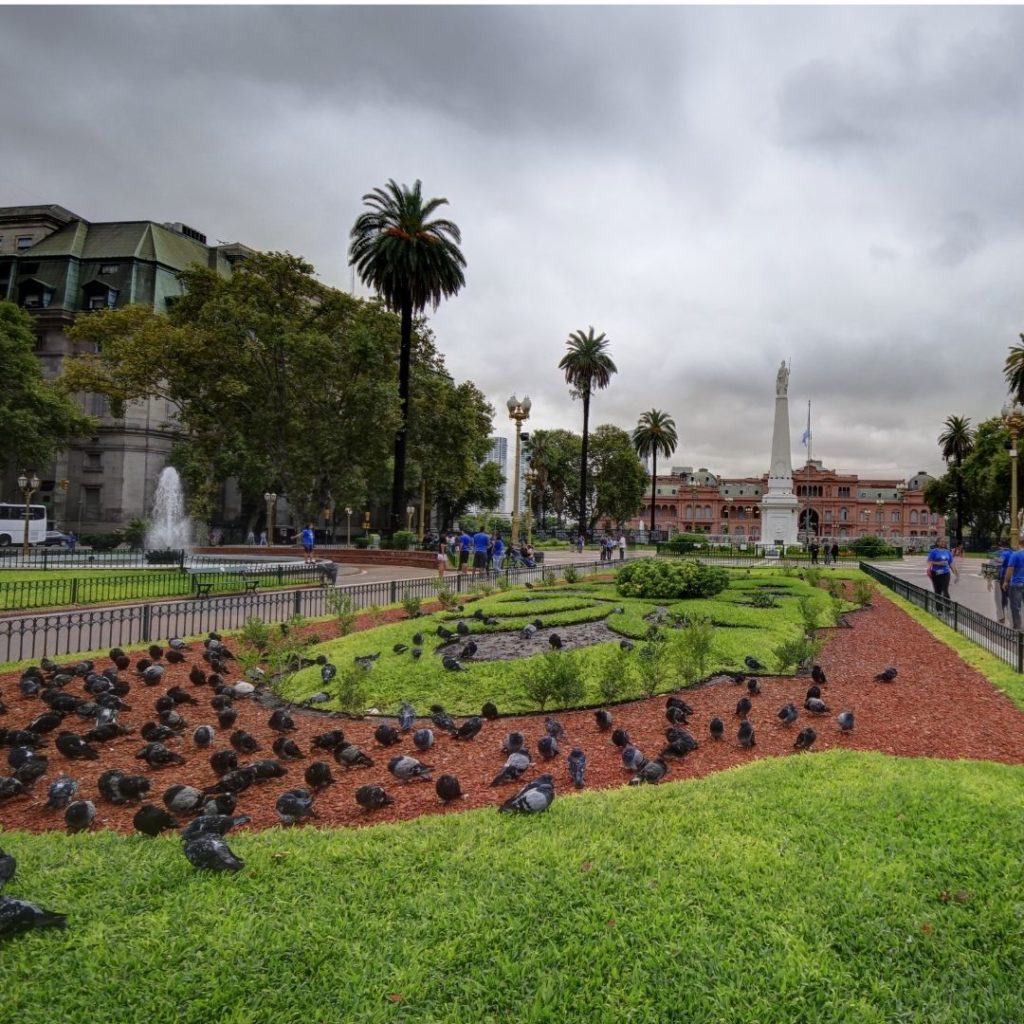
xmin=801 ymin=402 xmax=811 ymax=448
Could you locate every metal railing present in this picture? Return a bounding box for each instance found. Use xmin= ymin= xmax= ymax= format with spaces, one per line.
xmin=657 ymin=548 xmax=872 ymax=567
xmin=861 ymin=562 xmax=1023 ymax=672
xmin=0 ymin=548 xmax=307 ymax=570
xmin=0 ymin=556 xmax=624 ymax=664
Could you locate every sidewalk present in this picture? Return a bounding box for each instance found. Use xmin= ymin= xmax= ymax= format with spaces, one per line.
xmin=866 ymin=558 xmax=1005 ymax=625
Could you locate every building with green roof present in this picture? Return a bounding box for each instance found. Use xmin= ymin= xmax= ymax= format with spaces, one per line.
xmin=0 ymin=205 xmax=252 ymax=534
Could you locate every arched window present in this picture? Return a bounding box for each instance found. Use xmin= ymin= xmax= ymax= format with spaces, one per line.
xmin=684 ymin=505 xmax=693 ymax=520
xmin=735 ymin=526 xmax=745 ymax=537
xmin=840 ymin=507 xmax=848 ymax=522
xmin=910 ymin=510 xmax=919 ymax=524
xmin=704 ymin=505 xmax=712 ymax=521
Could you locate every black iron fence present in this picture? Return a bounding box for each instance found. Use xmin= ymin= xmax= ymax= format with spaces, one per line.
xmin=0 ymin=564 xmax=325 ymax=613
xmin=0 ymin=548 xmax=302 ymax=571
xmin=657 ymin=548 xmax=872 ymax=568
xmin=0 ymin=557 xmax=622 ymax=664
xmin=861 ymin=562 xmax=1024 ymax=672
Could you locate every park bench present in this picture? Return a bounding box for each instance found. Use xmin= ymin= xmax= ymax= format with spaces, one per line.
xmin=243 ymin=579 xmax=260 ymax=594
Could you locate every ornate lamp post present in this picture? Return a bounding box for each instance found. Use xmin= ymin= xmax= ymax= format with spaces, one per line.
xmin=345 ymin=507 xmax=353 ymax=546
xmin=263 ymin=491 xmax=277 ymax=546
xmin=875 ymin=496 xmax=886 ymax=537
xmin=17 ymin=471 xmax=40 ymax=556
xmin=895 ymin=482 xmax=907 ymax=546
xmin=524 ymin=470 xmax=538 ymax=545
xmin=1003 ymin=402 xmax=1024 ymax=548
xmin=506 ymin=394 xmax=531 ymax=546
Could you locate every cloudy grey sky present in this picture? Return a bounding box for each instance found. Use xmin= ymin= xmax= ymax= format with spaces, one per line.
xmin=2 ymin=5 xmax=1022 ymax=481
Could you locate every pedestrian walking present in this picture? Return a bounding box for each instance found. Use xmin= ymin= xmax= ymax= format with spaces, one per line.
xmin=618 ymin=533 xmax=627 ymax=561
xmin=245 ymin=529 xmax=256 ymax=545
xmin=994 ymin=543 xmax=1012 ymax=624
xmin=301 ymin=523 xmax=316 ymax=564
xmin=1003 ymin=540 xmax=1024 ymax=629
xmin=830 ymin=542 xmax=839 ymax=564
xmin=928 ymin=536 xmax=958 ymax=603
xmin=437 ymin=534 xmax=449 ymax=580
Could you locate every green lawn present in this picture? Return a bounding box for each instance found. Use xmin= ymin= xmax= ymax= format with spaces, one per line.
xmin=2 ymin=752 xmax=1022 ymax=1023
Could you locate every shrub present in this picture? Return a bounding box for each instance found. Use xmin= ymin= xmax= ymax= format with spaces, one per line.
xmin=354 ymin=536 xmax=371 ymax=549
xmin=774 ymin=633 xmax=824 ymax=672
xmin=798 ymin=594 xmax=829 ymax=634
xmin=804 ymin=567 xmax=823 ymax=589
xmin=541 ymin=567 xmax=558 ymax=587
xmin=325 ymin=590 xmax=357 ymax=635
xmin=598 ymin=647 xmax=634 ymax=704
xmin=336 ymin=664 xmax=370 ymax=716
xmin=848 ymin=535 xmax=899 ymax=559
xmin=496 ymin=574 xmax=511 ymax=591
xmin=434 ymin=581 xmax=459 ymax=610
xmin=401 ymin=590 xmax=422 ymax=619
xmin=661 ymin=533 xmax=706 ymax=555
xmin=852 ymin=579 xmax=874 ymax=607
xmin=562 ymin=564 xmax=579 ymax=585
xmin=749 ymin=590 xmax=777 ymax=608
xmin=616 ymin=559 xmax=728 ymax=600
xmin=826 ymin=578 xmax=845 ymax=599
xmin=636 ymin=642 xmax=669 ymax=696
xmin=241 ymin=616 xmax=270 ymax=651
xmin=522 ymin=652 xmax=584 ymax=710
xmin=365 ymin=604 xmax=384 ymax=628
xmin=390 ymin=530 xmax=417 ymax=550
xmin=671 ymin=614 xmax=716 ymax=683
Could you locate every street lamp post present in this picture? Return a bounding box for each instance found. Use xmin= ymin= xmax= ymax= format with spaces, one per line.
xmin=506 ymin=394 xmax=531 ymax=547
xmin=345 ymin=507 xmax=353 ymax=546
xmin=525 ymin=470 xmax=537 ymax=546
xmin=876 ymin=497 xmax=886 ymax=538
xmin=263 ymin=491 xmax=277 ymax=546
xmin=895 ymin=482 xmax=907 ymax=547
xmin=17 ymin=471 xmax=40 ymax=557
xmin=1003 ymin=402 xmax=1024 ymax=548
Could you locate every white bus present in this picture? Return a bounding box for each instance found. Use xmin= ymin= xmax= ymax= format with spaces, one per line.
xmin=0 ymin=503 xmax=47 ymax=547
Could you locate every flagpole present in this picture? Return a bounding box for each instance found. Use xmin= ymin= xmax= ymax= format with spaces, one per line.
xmin=807 ymin=400 xmax=812 ymax=463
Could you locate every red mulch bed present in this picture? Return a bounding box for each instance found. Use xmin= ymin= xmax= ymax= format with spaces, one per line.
xmin=2 ymin=591 xmax=1024 ymax=836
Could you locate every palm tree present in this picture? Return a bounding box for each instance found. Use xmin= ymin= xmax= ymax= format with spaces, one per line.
xmin=349 ymin=179 xmax=466 ymax=534
xmin=938 ymin=414 xmax=974 ymax=547
xmin=632 ymin=410 xmax=679 ymax=535
xmin=1004 ymin=333 xmax=1024 ymax=402
xmin=558 ymin=327 xmax=616 ymax=538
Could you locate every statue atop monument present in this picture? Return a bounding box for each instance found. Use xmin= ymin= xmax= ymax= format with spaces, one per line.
xmin=776 ymin=360 xmax=790 ymax=397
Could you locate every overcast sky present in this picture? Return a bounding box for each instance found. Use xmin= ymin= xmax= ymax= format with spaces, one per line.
xmin=2 ymin=5 xmax=1022 ymax=481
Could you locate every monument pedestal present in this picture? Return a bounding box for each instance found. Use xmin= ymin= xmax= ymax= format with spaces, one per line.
xmin=761 ymin=492 xmax=799 ymax=550
xmin=760 ymin=359 xmax=800 ymax=552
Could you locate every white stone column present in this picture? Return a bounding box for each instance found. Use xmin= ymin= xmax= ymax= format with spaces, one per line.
xmin=760 ymin=361 xmax=799 ymax=549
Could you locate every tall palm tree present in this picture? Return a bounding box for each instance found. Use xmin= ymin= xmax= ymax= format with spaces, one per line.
xmin=1003 ymin=333 xmax=1024 ymax=402
xmin=632 ymin=410 xmax=679 ymax=535
xmin=349 ymin=179 xmax=466 ymax=534
xmin=559 ymin=327 xmax=616 ymax=538
xmin=938 ymin=414 xmax=974 ymax=547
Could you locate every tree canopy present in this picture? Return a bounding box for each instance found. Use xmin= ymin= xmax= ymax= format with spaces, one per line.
xmin=632 ymin=409 xmax=678 ymax=534
xmin=0 ymin=300 xmax=97 ymax=473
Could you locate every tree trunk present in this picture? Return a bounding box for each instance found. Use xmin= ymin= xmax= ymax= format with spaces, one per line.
xmin=649 ymin=449 xmax=658 ymax=535
xmin=578 ymin=388 xmax=590 ymax=540
xmin=390 ymin=296 xmax=413 ymax=537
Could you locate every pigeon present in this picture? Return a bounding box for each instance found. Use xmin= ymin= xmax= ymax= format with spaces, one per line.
xmin=168 ymin=637 xmax=189 ymax=651
xmin=320 ymin=663 xmax=337 ymax=684
xmin=738 ymin=721 xmax=756 ymax=748
xmin=141 ymin=722 xmax=179 ymax=744
xmin=548 ymin=633 xmax=563 ymax=650
xmin=777 ymin=703 xmax=799 ymax=726
xmin=25 ymin=711 xmax=63 ymax=734
xmin=412 ymin=728 xmax=435 ymax=752
xmin=567 ymin=748 xmax=587 ymax=789
xmin=271 ymin=737 xmax=304 ymax=760
xmin=201 ymin=795 xmax=238 ymax=817
xmin=0 ymin=849 xmax=13 ymax=888
xmin=167 ymin=686 xmax=199 ymax=706
xmin=744 ymin=656 xmax=764 ymax=671
xmin=455 ymin=717 xmax=483 ymax=741
xmin=805 ymin=685 xmax=821 ymax=701
xmin=595 ymin=709 xmax=613 ymax=731
xmin=97 ymin=769 xmax=128 ymax=804
xmin=481 ymin=702 xmax=499 ymax=721
xmin=136 ymin=742 xmax=185 ymax=768
xmin=354 ymin=653 xmax=380 ymax=670
xmin=311 ymin=730 xmax=346 ymax=752
xmin=0 ymin=896 xmax=67 ymax=938
xmin=436 ymin=774 xmax=464 ymax=802
xmin=521 ymin=624 xmax=537 ymax=640
xmin=630 ymin=757 xmax=669 ymax=785
xmin=10 ymin=754 xmax=44 ymax=788
xmin=210 ymin=750 xmax=239 ymax=776
xmin=709 ymin=717 xmax=725 ymax=740
xmin=458 ymin=638 xmax=479 ymax=660
xmin=398 ymin=703 xmax=416 ymax=732
xmin=795 ymin=727 xmax=817 ymax=750
xmin=148 ymin=644 xmax=164 ymax=661
xmin=216 ymin=709 xmax=239 ymax=731
xmin=165 ymin=650 xmax=185 ymax=665
xmin=621 ymin=745 xmax=647 ymax=772
xmin=544 ymin=717 xmax=566 ymax=740
xmin=456 ymin=621 xmax=470 ymax=637
xmin=411 ymin=633 xmax=424 ymax=646
xmin=393 ymin=643 xmax=409 ymax=655
xmin=55 ymin=732 xmax=99 ymax=761
xmin=133 ymin=804 xmax=179 ymax=836
xmin=180 ymin=814 xmax=251 ymax=841
xmin=44 ymin=776 xmax=78 ymax=810
xmin=84 ymin=722 xmax=133 ymax=744
xmin=491 ymin=751 xmax=532 ymax=785
xmin=666 ymin=697 xmax=694 ymax=718
xmin=142 ymin=665 xmax=165 ymax=686
xmin=499 ymin=774 xmax=555 ymax=813
xmin=661 ymin=731 xmax=698 ymax=758
xmin=64 ymin=799 xmax=96 ymax=833
xmin=276 ymin=788 xmax=317 ymax=825
xmin=501 ymin=731 xmax=526 ymax=754
xmin=189 ymin=666 xmax=208 ymax=687
xmin=1 ymin=729 xmax=44 ymax=749
xmin=812 ymin=665 xmax=827 ymax=685
xmin=0 ymin=777 xmax=26 ymax=801
xmin=117 ymin=776 xmax=151 ymax=801
xmin=875 ymin=667 xmax=898 ymax=683
xmin=619 ymin=639 xmax=635 ymax=651
xmin=7 ymin=746 xmax=37 ymax=770
xmin=164 ymin=785 xmax=206 ymax=814
xmin=804 ymin=697 xmax=830 ymax=715
xmin=746 ymin=678 xmax=761 ymax=696
xmin=538 ymin=735 xmax=559 ymax=761
xmin=192 ymin=725 xmax=216 ymax=748
xmin=268 ymin=710 xmax=296 ymax=733
xmin=373 ymin=724 xmax=402 ymax=747
xmin=250 ymin=759 xmax=289 ymax=780
xmin=229 ymin=730 xmax=260 ymax=755
xmin=232 ymin=682 xmax=255 ymax=697
xmin=411 ymin=648 xmax=423 ymax=660
xmin=388 ymin=755 xmax=433 ymax=782
xmin=430 ymin=706 xmax=458 ymax=735
xmin=837 ymin=711 xmax=855 ymax=733
xmin=305 ymin=762 xmax=335 ymax=791
xmin=735 ymin=697 xmax=752 ymax=718
xmin=611 ymin=729 xmax=631 ymax=749
xmin=183 ymin=834 xmax=244 ymax=872
xmin=666 ymin=705 xmax=689 ymax=726
xmin=442 ymin=656 xmax=466 ymax=672
xmin=333 ymin=744 xmax=374 ymax=769
xmin=355 ymin=785 xmax=393 ymax=811
xmin=436 ymin=626 xmax=454 ymax=640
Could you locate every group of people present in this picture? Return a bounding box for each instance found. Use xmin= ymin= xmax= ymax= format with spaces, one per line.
xmin=439 ymin=529 xmax=521 ymax=578
xmin=808 ymin=541 xmax=841 ymax=565
xmin=597 ymin=535 xmax=627 ymax=562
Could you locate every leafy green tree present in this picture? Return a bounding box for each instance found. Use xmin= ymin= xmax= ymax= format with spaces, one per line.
xmin=527 ymin=428 xmax=580 ymax=528
xmin=349 ymin=179 xmax=466 ymax=535
xmin=0 ymin=300 xmax=97 ymax=472
xmin=632 ymin=409 xmax=678 ymax=534
xmin=1003 ymin=333 xmax=1024 ymax=403
xmin=558 ymin=327 xmax=616 ymax=538
xmin=937 ymin=415 xmax=974 ymax=546
xmin=579 ymin=425 xmax=648 ymax=534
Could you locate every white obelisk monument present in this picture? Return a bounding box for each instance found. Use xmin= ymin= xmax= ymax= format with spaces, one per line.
xmin=761 ymin=360 xmax=799 ymax=550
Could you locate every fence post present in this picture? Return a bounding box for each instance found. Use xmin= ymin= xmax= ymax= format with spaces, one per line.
xmin=277 ymin=566 xmax=283 ymax=586
xmin=293 ymin=589 xmax=302 ymax=616
xmin=389 ymin=580 xmax=397 ymax=604
xmin=1018 ymin=631 xmax=1023 ymax=675
xmin=953 ymin=601 xmax=958 ymax=634
xmin=70 ymin=577 xmax=79 ymax=605
xmin=141 ymin=602 xmax=151 ymax=643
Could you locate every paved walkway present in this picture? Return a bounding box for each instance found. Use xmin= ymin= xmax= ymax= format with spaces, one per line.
xmin=866 ymin=556 xmax=1006 ymax=625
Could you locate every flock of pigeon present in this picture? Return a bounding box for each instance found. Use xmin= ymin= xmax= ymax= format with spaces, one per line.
xmin=0 ymin=619 xmax=900 ymax=938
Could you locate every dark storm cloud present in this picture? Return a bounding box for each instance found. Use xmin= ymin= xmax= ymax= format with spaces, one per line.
xmin=1 ymin=5 xmax=1022 ymax=482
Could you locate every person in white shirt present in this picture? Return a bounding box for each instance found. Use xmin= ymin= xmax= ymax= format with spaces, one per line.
xmin=618 ymin=534 xmax=627 ymax=560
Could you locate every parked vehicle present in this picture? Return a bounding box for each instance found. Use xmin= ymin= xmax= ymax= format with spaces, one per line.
xmin=0 ymin=503 xmax=47 ymax=546
xmin=39 ymin=530 xmax=72 ymax=547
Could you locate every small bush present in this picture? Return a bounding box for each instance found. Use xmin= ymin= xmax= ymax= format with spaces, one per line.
xmin=364 ymin=604 xmax=384 ymax=628
xmin=774 ymin=633 xmax=824 ymax=672
xmin=661 ymin=533 xmax=705 ymax=555
xmin=804 ymin=567 xmax=823 ymax=588
xmin=336 ymin=664 xmax=370 ymax=716
xmin=325 ymin=590 xmax=356 ymax=635
xmin=562 ymin=564 xmax=579 ymax=585
xmin=598 ymin=648 xmax=634 ymax=704
xmin=671 ymin=614 xmax=716 ymax=683
xmin=241 ymin=616 xmax=270 ymax=651
xmin=541 ymin=567 xmax=558 ymax=587
xmin=826 ymin=578 xmax=845 ymax=599
xmin=496 ymin=574 xmax=511 ymax=591
xmin=616 ymin=559 xmax=728 ymax=600
xmin=522 ymin=652 xmax=584 ymax=710
xmin=852 ymin=580 xmax=874 ymax=607
xmin=749 ymin=590 xmax=777 ymax=608
xmin=401 ymin=590 xmax=422 ymax=619
xmin=848 ymin=535 xmax=899 ymax=558
xmin=389 ymin=529 xmax=417 ymax=550
xmin=434 ymin=582 xmax=459 ymax=610
xmin=799 ymin=594 xmax=828 ymax=634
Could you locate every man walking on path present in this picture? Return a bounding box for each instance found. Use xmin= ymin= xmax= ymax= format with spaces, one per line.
xmin=301 ymin=523 xmax=316 ymax=564
xmin=618 ymin=534 xmax=627 ymax=561
xmin=472 ymin=527 xmax=490 ymax=578
xmin=458 ymin=528 xmax=471 ymax=573
xmin=1003 ymin=541 xmax=1024 ymax=629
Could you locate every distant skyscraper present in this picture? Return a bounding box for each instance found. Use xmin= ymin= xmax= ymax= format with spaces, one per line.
xmin=469 ymin=436 xmax=508 ymax=514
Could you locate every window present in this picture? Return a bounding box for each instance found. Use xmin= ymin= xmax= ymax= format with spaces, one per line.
xmin=824 ymin=510 xmax=832 ymax=523
xmin=910 ymin=510 xmax=919 ymax=524
xmin=16 ymin=235 xmax=32 ymax=251
xmin=100 ymin=264 xmax=119 ymax=274
xmin=891 ymin=510 xmax=900 ymax=523
xmin=860 ymin=509 xmax=869 ymax=522
xmin=82 ymin=487 xmax=101 ymax=519
xmin=838 ymin=486 xmax=850 ymax=498
xmin=839 ymin=507 xmax=848 ymax=522
xmin=84 ymin=452 xmax=102 ymax=473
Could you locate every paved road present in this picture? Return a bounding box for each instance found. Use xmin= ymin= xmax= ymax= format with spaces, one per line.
xmin=866 ymin=556 xmax=1005 ymax=625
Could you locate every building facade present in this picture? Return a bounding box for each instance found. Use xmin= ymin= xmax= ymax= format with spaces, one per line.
xmin=0 ymin=204 xmax=251 ymax=533
xmin=631 ymin=461 xmax=942 ymax=549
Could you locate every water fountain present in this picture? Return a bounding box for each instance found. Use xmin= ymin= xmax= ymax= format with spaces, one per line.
xmin=145 ymin=466 xmax=192 ymax=554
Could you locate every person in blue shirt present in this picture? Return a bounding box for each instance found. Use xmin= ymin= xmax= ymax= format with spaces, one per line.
xmin=301 ymin=523 xmax=315 ymax=563
xmin=927 ymin=537 xmax=957 ymax=600
xmin=995 ymin=544 xmax=1013 ymax=624
xmin=1002 ymin=541 xmax=1024 ymax=629
xmin=491 ymin=534 xmax=505 ymax=573
xmin=458 ymin=529 xmax=471 ymax=573
xmin=472 ymin=528 xmax=490 ymax=575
